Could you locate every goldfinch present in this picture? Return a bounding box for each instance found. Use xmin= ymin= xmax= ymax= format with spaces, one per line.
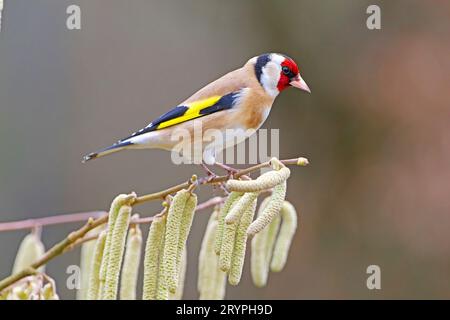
xmin=82 ymin=53 xmax=310 ymax=165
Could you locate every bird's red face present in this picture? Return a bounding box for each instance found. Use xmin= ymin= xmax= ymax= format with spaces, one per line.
xmin=253 ymin=53 xmax=310 ymax=97
xmin=277 ymin=57 xmax=310 ymax=93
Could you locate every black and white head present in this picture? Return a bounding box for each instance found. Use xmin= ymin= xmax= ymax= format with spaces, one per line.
xmin=248 ymin=53 xmax=311 ymax=97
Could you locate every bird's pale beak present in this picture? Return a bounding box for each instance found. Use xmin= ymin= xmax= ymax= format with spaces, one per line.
xmin=290 ymin=75 xmax=311 ymax=93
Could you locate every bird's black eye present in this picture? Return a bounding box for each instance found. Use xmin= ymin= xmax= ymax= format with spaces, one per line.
xmin=282 ymin=66 xmax=290 ymax=75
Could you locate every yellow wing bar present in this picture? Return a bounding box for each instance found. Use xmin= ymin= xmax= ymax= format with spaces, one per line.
xmin=155 ymin=95 xmax=222 ymax=130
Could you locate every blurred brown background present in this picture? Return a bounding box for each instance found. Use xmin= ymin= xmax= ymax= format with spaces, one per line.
xmin=1 ymin=0 xmax=450 ymax=299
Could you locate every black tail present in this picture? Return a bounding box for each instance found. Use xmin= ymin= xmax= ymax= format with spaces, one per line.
xmin=82 ymin=141 xmax=133 ymax=163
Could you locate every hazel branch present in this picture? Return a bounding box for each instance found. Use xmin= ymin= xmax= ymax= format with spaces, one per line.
xmin=0 ymin=156 xmax=308 ymax=292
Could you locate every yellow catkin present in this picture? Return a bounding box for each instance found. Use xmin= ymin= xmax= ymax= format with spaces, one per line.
xmin=265 ymin=214 xmax=281 ymax=264
xmin=77 ymin=226 xmax=103 ymax=300
xmin=99 ymin=193 xmax=135 ymax=297
xmin=156 ymin=230 xmax=169 ymax=300
xmin=86 ymin=230 xmax=107 ymax=300
xmin=250 ymin=198 xmax=270 ymax=287
xmin=214 ymin=192 xmax=242 ymax=255
xmin=119 ymin=221 xmax=142 ymax=300
xmin=229 ymin=198 xmax=257 ymax=285
xmin=102 ymin=204 xmax=132 ymax=300
xmin=218 ymin=193 xmax=251 ymax=273
xmin=198 ymin=214 xmax=226 ymax=300
xmin=176 ymin=193 xmax=197 ymax=277
xmin=12 ymin=233 xmax=45 ymax=274
xmin=225 ymin=192 xmax=259 ymax=225
xmin=247 ymin=180 xmax=287 ymax=236
xmin=162 ymin=190 xmax=190 ymax=294
xmin=142 ymin=215 xmax=166 ymax=300
xmin=270 ymin=201 xmax=298 ymax=272
xmin=170 ymin=246 xmax=187 ymax=300
xmin=198 ymin=207 xmax=218 ymax=293
xmin=226 ymin=167 xmax=290 ymax=192
xmin=219 ymin=222 xmax=237 ymax=272
xmin=250 ymin=199 xmax=281 ymax=287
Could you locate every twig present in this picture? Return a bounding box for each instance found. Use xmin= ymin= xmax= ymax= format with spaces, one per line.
xmin=131 ymin=196 xmax=224 ymax=225
xmin=0 ymin=211 xmax=107 ymax=232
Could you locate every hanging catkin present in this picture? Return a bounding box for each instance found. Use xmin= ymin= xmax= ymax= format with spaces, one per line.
xmin=225 ymin=192 xmax=259 ymax=225
xmin=198 ymin=209 xmax=226 ymax=300
xmin=198 ymin=209 xmax=217 ymax=293
xmin=161 ymin=190 xmax=191 ymax=294
xmin=12 ymin=233 xmax=45 ymax=274
xmin=156 ymin=229 xmax=169 ymax=300
xmin=228 ymin=197 xmax=257 ymax=285
xmin=270 ymin=201 xmax=298 ymax=272
xmin=170 ymin=246 xmax=187 ymax=300
xmin=219 ymin=191 xmax=257 ymax=273
xmin=98 ymin=193 xmax=135 ymax=297
xmin=142 ymin=215 xmax=166 ymax=300
xmin=247 ymin=180 xmax=287 ymax=236
xmin=215 ymin=192 xmax=242 ymax=255
xmin=86 ymin=230 xmax=107 ymax=300
xmin=219 ymin=219 xmax=238 ymax=272
xmin=250 ymin=197 xmax=281 ymax=287
xmin=77 ymin=226 xmax=103 ymax=300
xmin=176 ymin=193 xmax=197 ymax=276
xmin=120 ymin=219 xmax=142 ymax=300
xmin=78 ymin=239 xmax=95 ymax=299
xmin=102 ymin=204 xmax=132 ymax=300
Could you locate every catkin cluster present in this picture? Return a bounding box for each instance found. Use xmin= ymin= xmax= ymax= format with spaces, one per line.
xmin=4 ymin=155 xmax=306 ymax=300
xmin=0 ymin=275 xmax=59 ymax=300
xmin=142 ymin=189 xmax=197 ymax=300
xmin=212 ymin=158 xmax=295 ymax=285
xmin=214 ymin=190 xmax=258 ymax=286
xmin=225 ymin=158 xmax=290 ymax=237
xmin=82 ymin=194 xmax=147 ymax=300
xmin=85 ymin=193 xmax=137 ymax=300
xmin=251 ymin=200 xmax=298 ymax=287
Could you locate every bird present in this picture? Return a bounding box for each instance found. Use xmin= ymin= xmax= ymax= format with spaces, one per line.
xmin=82 ymin=53 xmax=310 ymax=167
